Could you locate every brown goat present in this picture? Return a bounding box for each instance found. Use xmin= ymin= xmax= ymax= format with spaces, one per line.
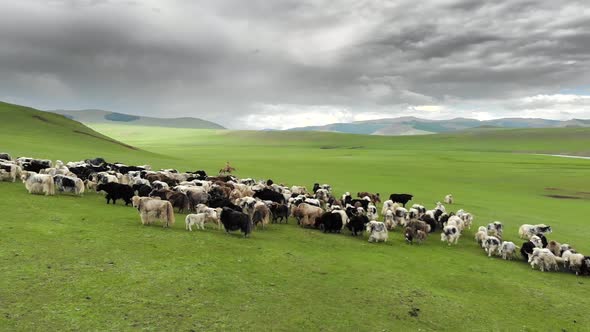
xmin=357 ymin=192 xmax=381 ymax=203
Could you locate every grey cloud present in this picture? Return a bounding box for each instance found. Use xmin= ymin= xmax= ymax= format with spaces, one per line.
xmin=0 ymin=0 xmax=589 ymax=128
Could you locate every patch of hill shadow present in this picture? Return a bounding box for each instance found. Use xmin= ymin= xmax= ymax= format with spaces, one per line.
xmin=32 ymin=115 xmax=51 ymax=123
xmin=545 ymin=194 xmax=582 ymax=200
xmin=543 ymin=188 xmax=589 ymax=200
xmin=73 ymin=130 xmax=138 ymax=150
xmin=319 ymin=145 xmax=365 ymax=150
xmin=104 ymin=112 xmax=140 ymax=122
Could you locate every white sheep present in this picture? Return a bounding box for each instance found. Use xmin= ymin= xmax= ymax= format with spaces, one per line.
xmin=560 ymin=244 xmax=574 ymax=256
xmin=460 ymin=212 xmax=474 ymax=229
xmin=446 ymin=215 xmax=464 ymax=232
xmin=474 ymin=226 xmax=488 ymax=247
xmin=530 ymin=235 xmax=543 ymax=248
xmin=384 ymin=210 xmax=395 ymax=230
xmin=444 ymin=194 xmax=453 ymax=204
xmin=195 ymin=204 xmax=222 ymax=229
xmin=411 ymin=204 xmax=426 ymax=217
xmin=394 ymin=207 xmax=408 ymax=227
xmin=366 ymin=221 xmax=388 ymax=243
xmin=561 ymin=250 xmax=575 ymax=267
xmin=567 ymin=253 xmax=586 ymax=275
xmin=528 ymin=248 xmax=558 ymax=272
xmin=499 ymin=241 xmax=518 ymax=260
xmin=185 ymin=210 xmax=218 ymax=231
xmin=367 ymin=203 xmax=378 ymax=221
xmin=519 ymin=223 xmax=552 ymax=239
xmin=407 ymin=208 xmax=420 ymax=221
xmin=484 ymin=236 xmax=501 ymax=257
xmin=381 ymin=200 xmax=397 ymax=216
xmin=440 ymin=225 xmax=460 ymax=245
xmin=486 ymin=221 xmax=503 ymax=239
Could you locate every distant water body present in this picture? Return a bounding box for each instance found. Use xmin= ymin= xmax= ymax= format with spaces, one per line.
xmin=535 ymin=154 xmax=590 ymax=160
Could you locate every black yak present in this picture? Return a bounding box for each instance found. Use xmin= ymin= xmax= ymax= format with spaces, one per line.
xmin=220 ymin=207 xmax=252 ymax=237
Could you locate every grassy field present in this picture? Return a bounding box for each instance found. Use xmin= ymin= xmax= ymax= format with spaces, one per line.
xmin=2 ymin=102 xmax=590 ymax=331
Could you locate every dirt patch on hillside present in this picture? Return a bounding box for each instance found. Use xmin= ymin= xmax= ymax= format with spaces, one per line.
xmin=545 ymin=194 xmax=582 ymax=200
xmin=408 ymin=307 xmax=420 ymax=317
xmin=73 ymin=130 xmax=138 ymax=150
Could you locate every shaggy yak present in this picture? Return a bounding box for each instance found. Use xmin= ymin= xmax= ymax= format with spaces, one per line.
xmin=19 ymin=158 xmax=52 ymax=173
xmin=388 ymin=193 xmax=413 ymax=207
xmin=291 ymin=203 xmax=323 ymax=227
xmin=220 ymin=207 xmax=252 ymax=237
xmin=317 ymin=212 xmax=343 ymax=233
xmin=53 ymin=174 xmax=85 ymax=196
xmin=347 ymin=214 xmax=369 ymax=236
xmin=252 ymin=203 xmax=271 ymax=229
xmin=349 ymin=198 xmax=370 ymax=210
xmin=85 ymin=157 xmax=107 ymax=166
xmin=132 ymin=196 xmax=175 ymax=228
xmin=21 ymin=171 xmax=55 ymax=195
xmin=269 ymin=203 xmax=289 ymax=223
xmin=184 ymin=187 xmax=209 ymax=210
xmin=405 ymin=227 xmax=427 ymax=244
xmin=366 ymin=221 xmax=388 ymax=243
xmin=0 ymin=163 xmax=22 ymax=182
xmin=149 ymin=189 xmax=190 ymax=213
xmin=253 ymin=188 xmax=285 ymax=204
xmin=132 ymin=184 xmax=152 ymax=197
xmin=96 ymin=182 xmax=134 ymax=205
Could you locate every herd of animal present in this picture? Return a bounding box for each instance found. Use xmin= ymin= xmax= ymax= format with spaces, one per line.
xmin=1 ymin=152 xmax=588 ymax=276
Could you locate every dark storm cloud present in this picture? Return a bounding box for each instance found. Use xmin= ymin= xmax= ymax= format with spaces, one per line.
xmin=0 ymin=0 xmax=589 ymax=128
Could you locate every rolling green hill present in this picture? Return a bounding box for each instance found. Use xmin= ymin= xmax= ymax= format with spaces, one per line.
xmin=289 ymin=116 xmax=590 ymax=136
xmin=0 ymin=101 xmax=168 ymax=164
xmin=2 ymin=102 xmax=590 ymax=331
xmin=51 ymin=109 xmax=225 ymax=130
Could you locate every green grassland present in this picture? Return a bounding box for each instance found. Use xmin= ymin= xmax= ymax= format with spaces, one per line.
xmin=2 ymin=101 xmax=590 ymax=331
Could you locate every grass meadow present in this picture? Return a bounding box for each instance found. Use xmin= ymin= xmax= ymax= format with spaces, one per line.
xmin=1 ymin=102 xmax=590 ymax=331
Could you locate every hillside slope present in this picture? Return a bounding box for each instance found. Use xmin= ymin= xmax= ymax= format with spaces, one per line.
xmin=52 ymin=109 xmax=225 ymax=129
xmin=288 ymin=116 xmax=590 ymax=136
xmin=0 ymin=101 xmax=160 ymax=163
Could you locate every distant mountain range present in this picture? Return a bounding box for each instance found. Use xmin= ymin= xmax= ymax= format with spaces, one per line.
xmin=287 ymin=117 xmax=590 ymax=136
xmin=50 ymin=109 xmax=225 ymax=129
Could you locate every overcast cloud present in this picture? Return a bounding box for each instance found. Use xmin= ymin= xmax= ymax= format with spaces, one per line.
xmin=1 ymin=0 xmax=589 ymax=129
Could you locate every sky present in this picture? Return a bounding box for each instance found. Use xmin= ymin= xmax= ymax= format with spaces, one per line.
xmin=1 ymin=0 xmax=589 ymax=129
